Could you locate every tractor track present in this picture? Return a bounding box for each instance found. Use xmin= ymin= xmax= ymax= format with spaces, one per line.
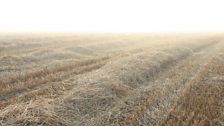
xmin=108 ymin=41 xmax=223 ymax=126
xmin=161 ymin=47 xmax=224 ymax=126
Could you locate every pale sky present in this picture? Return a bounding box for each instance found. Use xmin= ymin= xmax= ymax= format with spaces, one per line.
xmin=0 ymin=0 xmax=224 ymax=32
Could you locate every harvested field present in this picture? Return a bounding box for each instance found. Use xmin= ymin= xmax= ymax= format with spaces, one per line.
xmin=0 ymin=33 xmax=224 ymax=126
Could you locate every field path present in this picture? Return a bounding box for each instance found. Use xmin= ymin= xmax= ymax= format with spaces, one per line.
xmin=107 ymin=41 xmax=224 ymax=126
xmin=161 ymin=46 xmax=224 ymax=125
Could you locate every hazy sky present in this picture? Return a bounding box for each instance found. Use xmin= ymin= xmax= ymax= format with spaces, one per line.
xmin=0 ymin=0 xmax=224 ymax=32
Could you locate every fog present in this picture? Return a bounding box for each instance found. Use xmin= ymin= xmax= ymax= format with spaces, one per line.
xmin=0 ymin=0 xmax=224 ymax=32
